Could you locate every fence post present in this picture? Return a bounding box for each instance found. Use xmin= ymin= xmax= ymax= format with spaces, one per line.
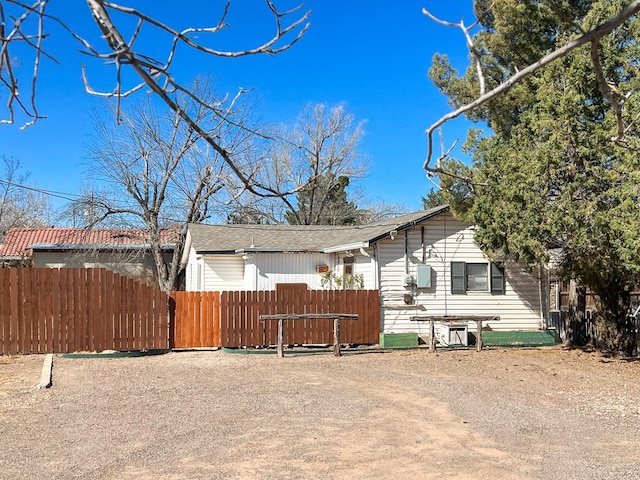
xmin=277 ymin=319 xmax=284 ymax=358
xmin=429 ymin=319 xmax=436 ymax=353
xmin=476 ymin=319 xmax=483 ymax=352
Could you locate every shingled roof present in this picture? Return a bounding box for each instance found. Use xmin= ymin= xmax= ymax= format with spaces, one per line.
xmin=186 ymin=206 xmax=449 ymax=254
xmin=0 ymin=228 xmax=178 ymax=259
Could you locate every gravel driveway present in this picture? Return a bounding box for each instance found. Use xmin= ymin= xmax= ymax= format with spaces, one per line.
xmin=1 ymin=346 xmax=640 ymax=479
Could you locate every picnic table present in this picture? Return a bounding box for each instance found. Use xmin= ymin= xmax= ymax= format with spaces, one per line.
xmin=259 ymin=313 xmax=358 ymax=358
xmin=410 ymin=315 xmax=500 ymax=352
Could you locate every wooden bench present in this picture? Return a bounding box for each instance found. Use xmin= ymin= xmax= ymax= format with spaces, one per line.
xmin=259 ymin=313 xmax=359 ymax=358
xmin=410 ymin=315 xmax=500 ymax=352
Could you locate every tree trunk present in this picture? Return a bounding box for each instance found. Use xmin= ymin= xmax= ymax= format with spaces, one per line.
xmin=565 ymin=280 xmax=589 ymax=346
xmin=595 ymin=287 xmax=633 ymax=356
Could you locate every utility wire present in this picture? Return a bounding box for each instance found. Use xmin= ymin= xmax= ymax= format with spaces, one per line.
xmin=0 ymin=179 xmax=81 ymax=202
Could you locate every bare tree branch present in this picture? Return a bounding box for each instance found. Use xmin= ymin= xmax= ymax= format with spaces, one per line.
xmin=424 ymin=0 xmax=640 ymax=173
xmin=589 ymin=38 xmax=633 ymax=146
xmin=80 ymin=0 xmax=311 ymax=197
xmin=0 ymin=0 xmax=311 ymax=148
xmin=422 ymin=3 xmax=492 ymax=95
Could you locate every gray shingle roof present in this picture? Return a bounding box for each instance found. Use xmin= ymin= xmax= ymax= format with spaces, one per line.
xmin=188 ymin=206 xmax=449 ymax=253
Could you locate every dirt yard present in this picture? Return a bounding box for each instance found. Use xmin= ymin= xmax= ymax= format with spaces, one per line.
xmin=1 ymin=346 xmax=640 ymax=479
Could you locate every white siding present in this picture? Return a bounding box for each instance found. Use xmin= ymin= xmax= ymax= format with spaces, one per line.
xmin=379 ymin=213 xmax=542 ymax=335
xmin=201 ymin=254 xmax=244 ymax=291
xmin=332 ymin=249 xmax=376 ymax=290
xmin=252 ymin=252 xmax=333 ymax=290
xmin=191 ymin=250 xmax=376 ymax=292
xmin=355 ymin=248 xmax=376 ymax=290
xmin=185 ymin=247 xmax=203 ymax=292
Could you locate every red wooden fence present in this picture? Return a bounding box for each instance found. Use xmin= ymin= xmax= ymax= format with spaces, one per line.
xmin=0 ymin=268 xmax=168 ymax=355
xmin=169 ymin=291 xmax=220 ymax=349
xmin=220 ymin=289 xmax=380 ymax=348
xmin=0 ymin=267 xmax=379 ymax=354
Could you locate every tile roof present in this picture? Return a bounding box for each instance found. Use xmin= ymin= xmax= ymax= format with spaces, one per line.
xmin=0 ymin=228 xmax=178 ymax=258
xmin=187 ymin=206 xmax=449 ymax=253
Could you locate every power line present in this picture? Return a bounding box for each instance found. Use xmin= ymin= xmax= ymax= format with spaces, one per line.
xmin=0 ymin=179 xmax=81 ymax=202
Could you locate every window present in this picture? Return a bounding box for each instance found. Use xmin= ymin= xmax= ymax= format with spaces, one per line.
xmin=451 ymin=262 xmax=504 ymax=295
xmin=343 ymin=256 xmax=354 ymax=276
xmin=466 ymin=263 xmax=488 ymax=291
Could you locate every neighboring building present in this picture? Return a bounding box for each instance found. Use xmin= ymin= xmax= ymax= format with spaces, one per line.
xmin=181 ymin=206 xmax=547 ymax=339
xmin=0 ymin=227 xmax=176 ymax=285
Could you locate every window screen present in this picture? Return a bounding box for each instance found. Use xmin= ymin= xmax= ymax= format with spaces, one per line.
xmin=466 ymin=263 xmax=488 ymax=291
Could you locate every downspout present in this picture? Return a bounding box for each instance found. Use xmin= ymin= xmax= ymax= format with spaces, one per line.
xmin=374 ymin=242 xmax=383 ymax=338
xmin=404 ymin=230 xmax=409 ymax=275
xmin=373 ymin=243 xmax=380 ymax=292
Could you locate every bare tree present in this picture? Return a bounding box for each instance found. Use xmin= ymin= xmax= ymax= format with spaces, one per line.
xmin=228 ymin=103 xmax=371 ymax=225
xmin=75 ymin=79 xmax=248 ymax=291
xmin=0 ymin=1 xmax=310 ymax=195
xmin=0 ymin=155 xmax=52 ymax=238
xmin=423 ymin=1 xmax=640 ymax=180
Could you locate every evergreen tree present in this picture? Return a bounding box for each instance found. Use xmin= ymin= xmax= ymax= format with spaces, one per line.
xmin=285 ymin=174 xmax=361 ymax=225
xmin=430 ymin=1 xmax=640 ymax=353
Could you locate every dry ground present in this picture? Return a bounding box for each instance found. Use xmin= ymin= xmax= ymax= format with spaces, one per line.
xmin=1 ymin=346 xmax=640 ymax=479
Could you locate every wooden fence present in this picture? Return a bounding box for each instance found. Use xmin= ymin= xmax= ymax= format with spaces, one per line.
xmin=220 ymin=289 xmax=380 ymax=348
xmin=558 ymin=290 xmax=640 ymax=312
xmin=0 ymin=267 xmax=379 ymax=354
xmin=0 ymin=268 xmax=168 ymax=355
xmin=169 ymin=291 xmax=220 ymax=349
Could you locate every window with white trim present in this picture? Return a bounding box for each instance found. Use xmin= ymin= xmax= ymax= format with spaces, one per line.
xmin=451 ymin=262 xmax=504 ymax=294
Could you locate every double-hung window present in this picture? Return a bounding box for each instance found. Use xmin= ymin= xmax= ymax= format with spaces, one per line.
xmin=451 ymin=262 xmax=504 ymax=294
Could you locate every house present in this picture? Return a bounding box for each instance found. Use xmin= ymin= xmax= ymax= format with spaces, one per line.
xmin=182 ymin=206 xmax=548 ymax=342
xmin=0 ymin=227 xmax=176 ymax=285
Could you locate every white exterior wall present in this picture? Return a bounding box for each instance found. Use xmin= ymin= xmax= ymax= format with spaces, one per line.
xmin=334 ymin=249 xmax=377 ymax=290
xmin=187 ymin=249 xmax=377 ymax=292
xmin=185 ymin=247 xmax=204 ymax=291
xmin=379 ymin=213 xmax=542 ymax=335
xmin=249 ymin=252 xmax=332 ymax=290
xmin=200 ymin=254 xmax=245 ymax=291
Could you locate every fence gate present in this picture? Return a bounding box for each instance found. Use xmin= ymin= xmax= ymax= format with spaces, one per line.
xmin=170 ymin=291 xmax=221 ymax=349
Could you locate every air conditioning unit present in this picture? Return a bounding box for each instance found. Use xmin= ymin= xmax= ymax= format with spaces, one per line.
xmin=436 ymin=323 xmax=468 ymax=346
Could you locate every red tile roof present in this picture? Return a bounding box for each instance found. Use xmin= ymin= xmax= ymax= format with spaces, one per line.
xmin=0 ymin=228 xmax=178 ymax=258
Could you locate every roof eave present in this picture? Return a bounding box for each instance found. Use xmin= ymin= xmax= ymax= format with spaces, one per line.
xmin=235 ymin=248 xmax=325 ymax=254
xmin=27 ymin=243 xmax=175 ymax=251
xmin=323 ymin=242 xmax=369 ymax=254
xmin=366 ymin=205 xmax=449 ymax=244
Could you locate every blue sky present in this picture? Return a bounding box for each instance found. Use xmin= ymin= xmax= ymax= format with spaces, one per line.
xmin=0 ymin=1 xmax=478 ymax=218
